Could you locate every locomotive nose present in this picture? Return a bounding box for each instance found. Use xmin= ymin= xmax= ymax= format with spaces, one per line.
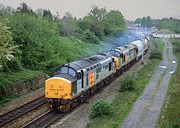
xmin=45 ymin=77 xmax=72 ymax=99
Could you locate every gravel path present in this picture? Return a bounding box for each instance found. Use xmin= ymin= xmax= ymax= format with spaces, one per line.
xmin=120 ymin=39 xmax=177 ymax=128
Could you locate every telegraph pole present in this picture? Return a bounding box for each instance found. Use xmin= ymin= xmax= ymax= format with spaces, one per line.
xmin=141 ymin=37 xmax=144 ymax=65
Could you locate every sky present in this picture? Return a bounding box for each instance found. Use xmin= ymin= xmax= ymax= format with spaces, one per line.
xmin=0 ymin=0 xmax=180 ymax=20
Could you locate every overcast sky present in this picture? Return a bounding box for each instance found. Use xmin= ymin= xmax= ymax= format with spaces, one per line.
xmin=1 ymin=0 xmax=180 ymax=20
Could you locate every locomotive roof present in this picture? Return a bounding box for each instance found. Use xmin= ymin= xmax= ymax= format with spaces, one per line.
xmin=116 ymin=46 xmax=129 ymax=54
xmin=123 ymin=44 xmax=135 ymax=50
xmin=130 ymin=40 xmax=142 ymax=45
xmin=65 ymin=53 xmax=112 ymax=71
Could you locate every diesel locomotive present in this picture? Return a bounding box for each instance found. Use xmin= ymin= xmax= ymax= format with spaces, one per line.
xmin=45 ymin=38 xmax=150 ymax=111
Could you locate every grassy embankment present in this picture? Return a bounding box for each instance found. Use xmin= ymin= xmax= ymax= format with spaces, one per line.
xmin=87 ymin=38 xmax=164 ymax=128
xmin=0 ymin=69 xmax=42 ymax=105
xmin=158 ymin=38 xmax=180 ymax=128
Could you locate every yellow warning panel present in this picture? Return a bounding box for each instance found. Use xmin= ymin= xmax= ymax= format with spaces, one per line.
xmin=45 ymin=77 xmax=72 ymax=99
xmin=113 ymin=57 xmax=121 ymax=70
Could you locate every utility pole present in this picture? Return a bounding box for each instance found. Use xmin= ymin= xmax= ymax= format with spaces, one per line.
xmin=141 ymin=37 xmax=144 ymax=65
xmin=136 ymin=31 xmax=144 ymax=65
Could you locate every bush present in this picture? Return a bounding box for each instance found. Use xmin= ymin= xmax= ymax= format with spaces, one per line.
xmin=90 ymin=99 xmax=112 ymax=118
xmin=170 ymin=118 xmax=180 ymax=128
xmin=171 ymin=39 xmax=180 ymax=53
xmin=150 ymin=49 xmax=162 ymax=60
xmin=119 ymin=73 xmax=135 ymax=91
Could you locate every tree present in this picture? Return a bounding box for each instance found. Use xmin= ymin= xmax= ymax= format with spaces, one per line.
xmin=135 ymin=18 xmax=142 ymax=25
xmin=34 ymin=8 xmax=44 ymax=18
xmin=0 ymin=4 xmax=15 ymax=16
xmin=16 ymin=2 xmax=36 ymax=16
xmin=60 ymin=12 xmax=78 ymax=36
xmin=140 ymin=16 xmax=152 ymax=28
xmin=141 ymin=17 xmax=146 ymax=27
xmin=43 ymin=9 xmax=53 ymax=22
xmin=104 ymin=10 xmax=125 ymax=35
xmin=159 ymin=18 xmax=180 ymax=33
xmin=89 ymin=5 xmax=108 ymax=22
xmin=146 ymin=16 xmax=152 ymax=28
xmin=8 ymin=14 xmax=59 ymax=69
xmin=0 ymin=21 xmax=17 ymax=71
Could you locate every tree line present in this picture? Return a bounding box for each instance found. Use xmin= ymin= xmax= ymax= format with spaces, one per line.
xmin=135 ymin=16 xmax=180 ymax=33
xmin=158 ymin=17 xmax=180 ymax=33
xmin=135 ymin=16 xmax=152 ymax=28
xmin=0 ymin=3 xmax=126 ymax=73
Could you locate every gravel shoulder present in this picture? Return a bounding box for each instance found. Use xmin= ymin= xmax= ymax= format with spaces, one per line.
xmin=120 ymin=39 xmax=177 ymax=128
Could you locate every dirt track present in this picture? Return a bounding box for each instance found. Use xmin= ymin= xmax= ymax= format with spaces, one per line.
xmin=120 ymin=38 xmax=177 ymax=128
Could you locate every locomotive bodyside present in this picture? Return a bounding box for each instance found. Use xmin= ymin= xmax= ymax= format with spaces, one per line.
xmin=45 ymin=53 xmax=116 ymax=110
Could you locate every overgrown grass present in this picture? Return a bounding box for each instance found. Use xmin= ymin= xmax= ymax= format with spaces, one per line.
xmin=0 ymin=69 xmax=43 ymax=89
xmin=87 ymin=39 xmax=164 ymax=128
xmin=158 ymin=38 xmax=180 ymax=128
xmin=153 ymin=38 xmax=164 ymax=52
xmin=0 ymin=69 xmax=43 ymax=106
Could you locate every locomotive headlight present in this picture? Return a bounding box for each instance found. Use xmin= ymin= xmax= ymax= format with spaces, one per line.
xmin=54 ymin=90 xmax=58 ymax=94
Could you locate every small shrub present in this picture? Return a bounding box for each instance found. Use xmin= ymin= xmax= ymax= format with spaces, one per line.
xmin=174 ymin=45 xmax=180 ymax=53
xmin=90 ymin=99 xmax=112 ymax=118
xmin=171 ymin=39 xmax=180 ymax=53
xmin=119 ymin=73 xmax=135 ymax=91
xmin=150 ymin=49 xmax=162 ymax=60
xmin=170 ymin=118 xmax=180 ymax=128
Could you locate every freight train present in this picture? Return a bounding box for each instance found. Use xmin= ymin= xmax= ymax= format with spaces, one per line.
xmin=45 ymin=37 xmax=150 ymax=111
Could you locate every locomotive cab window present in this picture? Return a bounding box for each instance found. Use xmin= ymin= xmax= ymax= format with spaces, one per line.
xmin=110 ymin=50 xmax=115 ymax=56
xmin=116 ymin=51 xmax=120 ymax=57
xmin=61 ymin=67 xmax=68 ymax=74
xmin=123 ymin=55 xmax=125 ymax=63
xmin=60 ymin=66 xmax=76 ymax=77
xmin=76 ymin=72 xmax=81 ymax=80
xmin=69 ymin=68 xmax=76 ymax=77
xmin=109 ymin=62 xmax=112 ymax=71
xmin=120 ymin=53 xmax=123 ymax=58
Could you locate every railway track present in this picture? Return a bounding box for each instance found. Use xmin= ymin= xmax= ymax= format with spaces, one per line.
xmin=22 ymin=110 xmax=65 ymax=128
xmin=0 ymin=95 xmax=47 ymax=127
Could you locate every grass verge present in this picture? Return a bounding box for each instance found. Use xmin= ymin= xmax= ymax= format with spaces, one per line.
xmin=158 ymin=38 xmax=180 ymax=128
xmin=0 ymin=69 xmax=43 ymax=106
xmin=87 ymin=38 xmax=164 ymax=128
xmin=0 ymin=69 xmax=43 ymax=88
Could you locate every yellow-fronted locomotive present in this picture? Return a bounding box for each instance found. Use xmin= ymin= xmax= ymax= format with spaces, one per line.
xmin=45 ymin=38 xmax=150 ymax=111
